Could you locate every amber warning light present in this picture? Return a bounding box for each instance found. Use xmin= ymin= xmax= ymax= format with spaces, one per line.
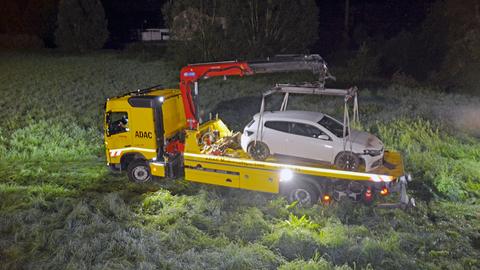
xmin=380 ymin=187 xmax=389 ymax=196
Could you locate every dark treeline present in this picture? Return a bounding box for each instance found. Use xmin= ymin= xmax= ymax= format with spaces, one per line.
xmin=0 ymin=0 xmax=479 ymax=93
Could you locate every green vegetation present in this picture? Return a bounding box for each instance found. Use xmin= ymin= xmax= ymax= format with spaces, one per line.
xmin=0 ymin=51 xmax=479 ymax=269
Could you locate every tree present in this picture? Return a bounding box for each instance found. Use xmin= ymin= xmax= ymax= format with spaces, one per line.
xmin=0 ymin=1 xmax=25 ymax=34
xmin=23 ymin=0 xmax=59 ymax=46
xmin=226 ymin=0 xmax=319 ymax=58
xmin=55 ymin=0 xmax=109 ymax=51
xmin=0 ymin=0 xmax=57 ymax=49
xmin=435 ymin=0 xmax=480 ymax=93
xmin=163 ymin=0 xmax=318 ymax=64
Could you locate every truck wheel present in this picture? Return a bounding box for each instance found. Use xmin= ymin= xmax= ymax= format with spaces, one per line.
xmin=335 ymin=151 xmax=361 ymax=171
xmin=127 ymin=160 xmax=152 ymax=183
xmin=247 ymin=141 xmax=270 ymax=161
xmin=285 ymin=181 xmax=319 ymax=207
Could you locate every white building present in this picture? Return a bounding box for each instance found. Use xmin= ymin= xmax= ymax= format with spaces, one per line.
xmin=138 ymin=28 xmax=170 ymax=41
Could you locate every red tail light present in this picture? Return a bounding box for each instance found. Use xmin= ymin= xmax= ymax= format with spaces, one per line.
xmin=364 ymin=187 xmax=373 ymax=201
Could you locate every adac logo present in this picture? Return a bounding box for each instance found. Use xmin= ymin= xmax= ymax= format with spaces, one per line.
xmin=135 ymin=131 xmax=153 ymax=139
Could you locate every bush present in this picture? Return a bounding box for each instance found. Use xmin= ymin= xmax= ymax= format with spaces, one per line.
xmin=279 ymin=257 xmax=352 ymax=270
xmin=263 ymin=214 xmax=323 ymax=260
xmin=55 ymin=0 xmax=109 ymax=51
xmin=344 ymin=43 xmax=380 ymax=82
xmin=5 ymin=118 xmax=100 ymax=161
xmin=0 ymin=34 xmax=44 ymax=49
xmin=376 ymin=118 xmax=480 ymax=200
xmin=219 ymin=207 xmax=271 ymax=242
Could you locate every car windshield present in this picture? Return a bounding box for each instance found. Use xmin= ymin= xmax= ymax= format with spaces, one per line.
xmin=318 ymin=115 xmax=347 ymax=138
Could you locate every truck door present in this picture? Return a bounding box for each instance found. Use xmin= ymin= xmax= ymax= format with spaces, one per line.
xmin=105 ymin=110 xmax=132 ymax=160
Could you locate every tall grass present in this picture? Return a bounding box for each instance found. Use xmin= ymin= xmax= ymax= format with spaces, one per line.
xmin=376 ymin=119 xmax=480 ymax=200
xmin=0 ymin=51 xmax=479 ymax=269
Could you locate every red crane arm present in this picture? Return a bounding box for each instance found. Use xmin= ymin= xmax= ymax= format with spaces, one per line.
xmin=180 ymin=61 xmax=254 ymax=128
xmin=179 ymin=55 xmax=329 ymax=128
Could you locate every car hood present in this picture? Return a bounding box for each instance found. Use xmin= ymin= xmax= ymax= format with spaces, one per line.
xmin=348 ymin=130 xmax=383 ymax=150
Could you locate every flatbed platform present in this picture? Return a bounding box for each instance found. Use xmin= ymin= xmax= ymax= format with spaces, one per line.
xmin=150 ymin=119 xmax=408 ymax=201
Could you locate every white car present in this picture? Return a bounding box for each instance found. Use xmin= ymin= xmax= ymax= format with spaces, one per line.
xmin=240 ymin=111 xmax=384 ymax=172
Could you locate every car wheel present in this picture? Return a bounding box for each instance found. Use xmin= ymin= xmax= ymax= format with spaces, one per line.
xmin=285 ymin=181 xmax=319 ymax=207
xmin=335 ymin=151 xmax=361 ymax=171
xmin=247 ymin=141 xmax=270 ymax=161
xmin=127 ymin=159 xmax=152 ymax=183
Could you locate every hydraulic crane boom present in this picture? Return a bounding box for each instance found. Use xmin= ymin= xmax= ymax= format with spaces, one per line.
xmin=179 ymin=54 xmax=330 ymax=128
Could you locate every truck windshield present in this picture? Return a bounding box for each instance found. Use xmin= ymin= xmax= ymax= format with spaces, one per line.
xmin=318 ymin=115 xmax=347 ymax=138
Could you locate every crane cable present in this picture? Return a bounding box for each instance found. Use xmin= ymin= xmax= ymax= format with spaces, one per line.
xmin=255 ymin=96 xmax=266 ymax=146
xmin=343 ymin=90 xmax=359 ymax=152
xmin=353 ymin=92 xmax=359 ymax=124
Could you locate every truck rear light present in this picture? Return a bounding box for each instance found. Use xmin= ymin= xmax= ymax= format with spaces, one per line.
xmin=322 ymin=194 xmax=331 ymax=204
xmin=364 ymin=187 xmax=373 ymax=201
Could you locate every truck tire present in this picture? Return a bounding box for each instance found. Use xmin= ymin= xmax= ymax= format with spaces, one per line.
xmin=127 ymin=159 xmax=152 ymax=183
xmin=284 ymin=181 xmax=319 ymax=206
xmin=247 ymin=141 xmax=270 ymax=161
xmin=334 ymin=151 xmax=361 ymax=171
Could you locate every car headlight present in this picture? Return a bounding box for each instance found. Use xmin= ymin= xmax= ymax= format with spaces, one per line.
xmin=363 ymin=149 xmax=383 ymax=156
xmin=245 ymin=130 xmax=254 ymax=136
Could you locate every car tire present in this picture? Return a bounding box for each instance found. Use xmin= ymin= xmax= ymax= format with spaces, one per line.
xmin=127 ymin=159 xmax=152 ymax=183
xmin=335 ymin=151 xmax=361 ymax=171
xmin=284 ymin=181 xmax=319 ymax=207
xmin=247 ymin=141 xmax=270 ymax=161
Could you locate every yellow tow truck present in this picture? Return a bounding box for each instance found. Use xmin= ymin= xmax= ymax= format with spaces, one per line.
xmin=104 ymin=55 xmax=414 ymax=207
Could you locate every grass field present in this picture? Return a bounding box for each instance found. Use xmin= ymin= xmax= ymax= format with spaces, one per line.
xmin=0 ymin=50 xmax=479 ymax=269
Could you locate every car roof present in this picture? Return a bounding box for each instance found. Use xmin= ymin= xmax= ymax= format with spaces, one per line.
xmin=254 ymin=110 xmax=325 ymax=123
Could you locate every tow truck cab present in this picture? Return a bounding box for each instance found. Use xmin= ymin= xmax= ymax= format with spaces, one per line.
xmin=104 ymin=87 xmax=186 ymax=178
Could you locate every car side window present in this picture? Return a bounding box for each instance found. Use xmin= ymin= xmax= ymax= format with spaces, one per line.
xmin=107 ymin=112 xmax=129 ymax=136
xmin=264 ymin=121 xmax=289 ymax=133
xmin=289 ymin=122 xmax=324 ymax=138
